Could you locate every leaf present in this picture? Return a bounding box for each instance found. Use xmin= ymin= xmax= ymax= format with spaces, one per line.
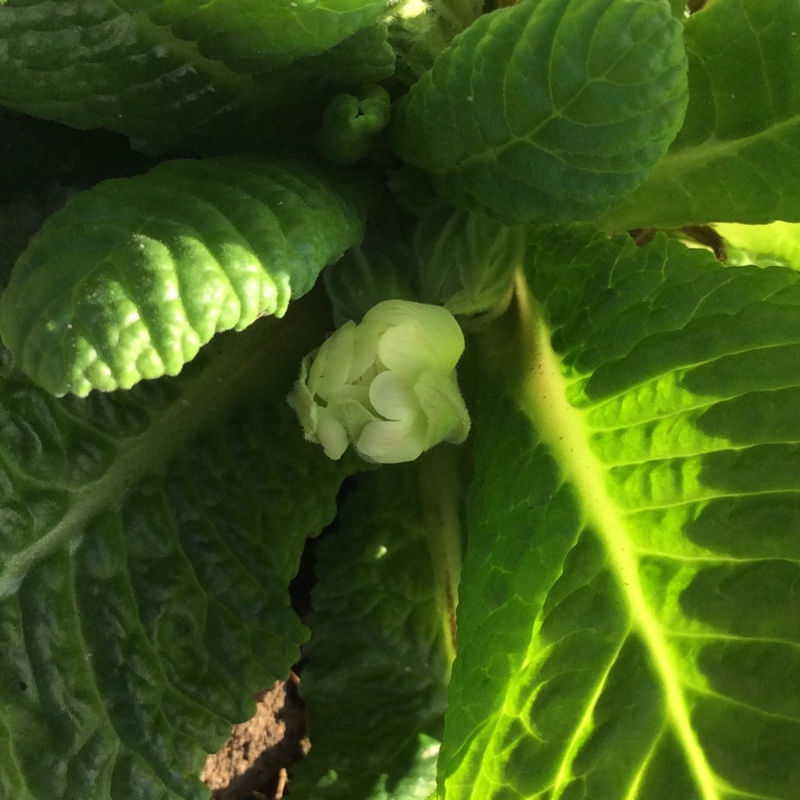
xmin=0 ymin=0 xmax=394 ymax=155
xmin=442 ymin=229 xmax=800 ymax=798
xmin=388 ymin=0 xmax=688 ymax=225
xmin=716 ymin=221 xmax=800 ymax=268
xmin=293 ymin=450 xmax=460 ymax=798
xmin=324 ymin=223 xmax=420 ymax=326
xmin=386 ymin=0 xmax=483 ymax=85
xmin=412 ymin=203 xmax=523 ymax=317
xmin=0 ymin=292 xmax=353 ymax=800
xmin=0 ymin=155 xmax=366 ymax=397
xmin=599 ymin=0 xmax=800 ymax=230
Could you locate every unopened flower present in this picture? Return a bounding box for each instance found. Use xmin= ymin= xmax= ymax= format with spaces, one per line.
xmin=289 ymin=300 xmax=471 ymax=464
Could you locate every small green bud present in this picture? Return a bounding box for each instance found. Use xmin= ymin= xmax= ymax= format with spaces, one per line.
xmin=288 ymin=300 xmax=471 ymax=464
xmin=314 ymin=86 xmax=391 ymax=167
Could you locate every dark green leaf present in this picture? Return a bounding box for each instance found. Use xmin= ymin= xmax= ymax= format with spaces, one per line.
xmin=0 ymin=0 xmax=393 ymax=155
xmin=0 ymin=294 xmax=351 ymax=800
xmin=413 ymin=203 xmax=523 ymax=317
xmin=600 ymin=0 xmax=800 ymax=229
xmin=294 ymin=452 xmax=460 ymax=798
xmin=389 ymin=0 xmax=687 ymax=225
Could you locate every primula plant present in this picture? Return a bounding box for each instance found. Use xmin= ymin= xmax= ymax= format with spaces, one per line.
xmin=2 ymin=0 xmax=800 ymax=798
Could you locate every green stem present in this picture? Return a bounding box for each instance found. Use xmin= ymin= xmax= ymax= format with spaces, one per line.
xmin=418 ymin=444 xmax=463 ymax=667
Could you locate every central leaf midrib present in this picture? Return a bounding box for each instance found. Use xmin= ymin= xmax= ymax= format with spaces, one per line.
xmin=514 ymin=276 xmax=720 ymax=800
xmin=635 ymin=111 xmax=800 ymax=183
xmin=0 ymin=292 xmax=329 ymax=600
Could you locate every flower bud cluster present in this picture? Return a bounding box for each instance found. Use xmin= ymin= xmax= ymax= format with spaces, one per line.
xmin=289 ymin=300 xmax=470 ymax=464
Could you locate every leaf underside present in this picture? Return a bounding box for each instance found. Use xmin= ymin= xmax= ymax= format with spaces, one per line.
xmin=0 ymin=155 xmax=366 ymax=396
xmin=442 ymin=229 xmax=800 ymax=799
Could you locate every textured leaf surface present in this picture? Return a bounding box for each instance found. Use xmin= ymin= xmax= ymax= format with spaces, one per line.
xmin=324 ymin=222 xmax=419 ymax=326
xmin=0 ymin=295 xmax=350 ymax=800
xmin=388 ymin=0 xmax=687 ymax=225
xmin=600 ymin=0 xmax=800 ymax=230
xmin=0 ymin=0 xmax=393 ymax=154
xmin=293 ymin=457 xmax=457 ymax=799
xmin=0 ymin=155 xmax=366 ymax=396
xmin=442 ymin=229 xmax=800 ymax=798
xmin=413 ymin=203 xmax=523 ymax=317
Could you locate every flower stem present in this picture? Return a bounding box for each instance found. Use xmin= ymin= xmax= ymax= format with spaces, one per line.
xmin=418 ymin=444 xmax=463 ymax=667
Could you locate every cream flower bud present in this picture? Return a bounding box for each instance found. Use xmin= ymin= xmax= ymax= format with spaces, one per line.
xmin=289 ymin=300 xmax=471 ymax=464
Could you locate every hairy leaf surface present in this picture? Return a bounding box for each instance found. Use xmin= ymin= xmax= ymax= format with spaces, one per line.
xmin=442 ymin=230 xmax=800 ymax=798
xmin=292 ymin=456 xmax=459 ymax=798
xmin=0 ymin=296 xmax=351 ymax=800
xmin=0 ymin=0 xmax=393 ymax=154
xmin=600 ymin=0 xmax=800 ymax=229
xmin=0 ymin=155 xmax=366 ymax=396
xmin=388 ymin=0 xmax=687 ymax=225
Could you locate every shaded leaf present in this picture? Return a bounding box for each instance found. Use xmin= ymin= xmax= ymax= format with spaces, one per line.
xmin=0 ymin=0 xmax=393 ymax=155
xmin=600 ymin=0 xmax=800 ymax=229
xmin=389 ymin=0 xmax=687 ymax=225
xmin=294 ymin=453 xmax=460 ymax=798
xmin=0 ymin=295 xmax=352 ymax=800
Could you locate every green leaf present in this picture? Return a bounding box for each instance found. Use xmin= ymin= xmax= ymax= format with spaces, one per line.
xmin=0 ymin=155 xmax=366 ymax=397
xmin=386 ymin=0 xmax=483 ymax=85
xmin=716 ymin=221 xmax=800 ymax=268
xmin=413 ymin=203 xmax=523 ymax=317
xmin=0 ymin=294 xmax=351 ymax=800
xmin=324 ymin=222 xmax=420 ymax=325
xmin=442 ymin=229 xmax=800 ymax=798
xmin=0 ymin=0 xmax=393 ymax=155
xmin=600 ymin=0 xmax=800 ymax=230
xmin=388 ymin=0 xmax=688 ymax=225
xmin=293 ymin=451 xmax=460 ymax=798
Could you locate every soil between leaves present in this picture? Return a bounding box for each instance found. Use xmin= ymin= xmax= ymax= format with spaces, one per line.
xmin=201 ymin=678 xmax=309 ymax=800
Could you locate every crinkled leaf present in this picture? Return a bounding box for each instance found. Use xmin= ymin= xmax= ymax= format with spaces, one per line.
xmin=388 ymin=0 xmax=687 ymax=225
xmin=0 ymin=0 xmax=393 ymax=155
xmin=0 ymin=295 xmax=352 ymax=800
xmin=600 ymin=0 xmax=800 ymax=230
xmin=293 ymin=455 xmax=459 ymax=798
xmin=413 ymin=204 xmax=523 ymax=317
xmin=324 ymin=223 xmax=419 ymax=325
xmin=0 ymin=155 xmax=367 ymax=396
xmin=442 ymin=229 xmax=800 ymax=798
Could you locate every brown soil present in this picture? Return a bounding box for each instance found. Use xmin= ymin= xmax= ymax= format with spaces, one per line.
xmin=201 ymin=678 xmax=310 ymax=800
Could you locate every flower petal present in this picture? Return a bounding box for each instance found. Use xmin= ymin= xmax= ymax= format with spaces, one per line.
xmin=314 ymin=407 xmax=350 ymax=460
xmin=328 ymin=394 xmax=377 ymax=440
xmin=308 ymin=320 xmax=356 ymax=398
xmin=413 ymin=370 xmax=471 ymax=444
xmin=368 ymin=370 xmax=420 ymax=422
xmin=356 ymin=417 xmax=428 ymax=464
xmin=369 ymin=302 xmax=464 ymax=375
